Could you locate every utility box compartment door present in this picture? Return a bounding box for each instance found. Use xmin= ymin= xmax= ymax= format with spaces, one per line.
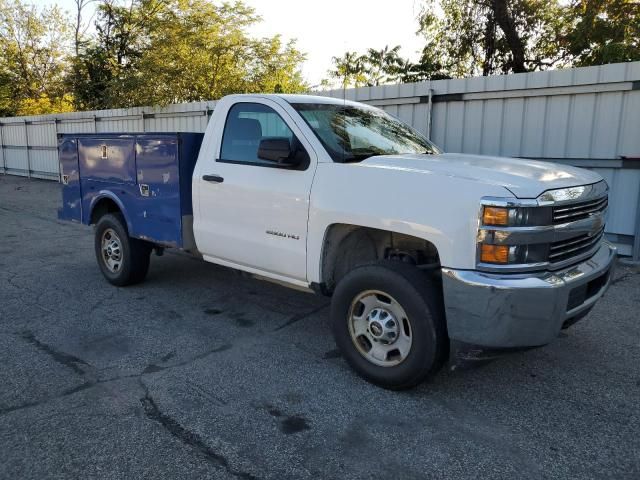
xmin=58 ymin=137 xmax=82 ymax=222
xmin=78 ymin=137 xmax=136 ymax=184
xmin=134 ymin=137 xmax=182 ymax=247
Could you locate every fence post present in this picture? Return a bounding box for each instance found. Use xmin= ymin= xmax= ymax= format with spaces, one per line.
xmin=426 ymin=84 xmax=433 ymax=141
xmin=0 ymin=121 xmax=5 ymax=175
xmin=54 ymin=118 xmax=61 ymax=182
xmin=24 ymin=120 xmax=30 ymax=178
xmin=633 ymin=188 xmax=640 ymax=262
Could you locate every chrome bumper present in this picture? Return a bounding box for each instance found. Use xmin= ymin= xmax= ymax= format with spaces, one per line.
xmin=441 ymin=242 xmax=616 ymax=348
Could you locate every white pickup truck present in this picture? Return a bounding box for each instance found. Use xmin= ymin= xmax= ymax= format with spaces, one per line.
xmin=58 ymin=94 xmax=616 ymax=388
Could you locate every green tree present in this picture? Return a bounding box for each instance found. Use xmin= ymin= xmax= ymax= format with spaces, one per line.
xmin=417 ymin=0 xmax=567 ymax=77
xmin=413 ymin=0 xmax=639 ymax=79
xmin=330 ymin=46 xmax=408 ymax=87
xmin=71 ymin=0 xmax=307 ymax=109
xmin=70 ymin=0 xmax=156 ymax=110
xmin=563 ymin=0 xmax=640 ymax=66
xmin=329 ymin=51 xmax=368 ymax=88
xmin=73 ymin=0 xmax=98 ymax=56
xmin=364 ymin=45 xmax=403 ymax=85
xmin=0 ymin=0 xmax=73 ymax=116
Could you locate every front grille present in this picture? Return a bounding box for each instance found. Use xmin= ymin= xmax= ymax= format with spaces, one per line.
xmin=549 ymin=228 xmax=604 ymax=264
xmin=553 ymin=196 xmax=608 ymax=224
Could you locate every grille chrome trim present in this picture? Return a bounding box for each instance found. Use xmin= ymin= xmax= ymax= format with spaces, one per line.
xmin=478 ymin=210 xmax=606 ymax=246
xmin=553 ymin=196 xmax=607 ymax=215
xmin=553 ymin=196 xmax=608 ymax=224
xmin=549 ymin=228 xmax=604 ymax=262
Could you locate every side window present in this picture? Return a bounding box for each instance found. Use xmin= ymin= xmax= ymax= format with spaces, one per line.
xmin=220 ymin=102 xmax=305 ymax=167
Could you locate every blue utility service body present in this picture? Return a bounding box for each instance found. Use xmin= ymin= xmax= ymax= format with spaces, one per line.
xmin=58 ymin=133 xmax=204 ymax=249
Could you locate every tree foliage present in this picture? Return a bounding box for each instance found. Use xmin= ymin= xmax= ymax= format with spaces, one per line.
xmin=1 ymin=0 xmax=638 ymax=114
xmin=70 ymin=0 xmax=307 ymax=110
xmin=416 ymin=0 xmax=569 ymax=77
xmin=328 ymin=0 xmax=640 ymax=87
xmin=0 ymin=0 xmax=73 ymax=116
xmin=330 ymin=46 xmax=413 ymax=87
xmin=563 ymin=0 xmax=640 ymax=66
xmin=0 ymin=0 xmax=307 ymax=115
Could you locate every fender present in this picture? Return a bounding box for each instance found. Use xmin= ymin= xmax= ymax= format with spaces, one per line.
xmin=87 ymin=190 xmax=134 ymax=234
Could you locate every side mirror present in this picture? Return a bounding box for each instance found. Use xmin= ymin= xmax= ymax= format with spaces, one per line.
xmin=258 ymin=138 xmax=299 ymax=166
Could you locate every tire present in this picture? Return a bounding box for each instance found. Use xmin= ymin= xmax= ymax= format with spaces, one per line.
xmin=94 ymin=213 xmax=151 ymax=286
xmin=330 ymin=260 xmax=448 ymax=389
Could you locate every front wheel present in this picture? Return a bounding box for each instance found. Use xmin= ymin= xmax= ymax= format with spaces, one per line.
xmin=94 ymin=213 xmax=151 ymax=286
xmin=330 ymin=261 xmax=448 ymax=389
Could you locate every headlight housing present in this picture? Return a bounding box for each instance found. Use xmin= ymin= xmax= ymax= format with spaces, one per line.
xmin=479 ymin=243 xmax=549 ymax=265
xmin=478 ymin=202 xmax=552 ymax=267
xmin=481 ymin=205 xmax=552 ymax=227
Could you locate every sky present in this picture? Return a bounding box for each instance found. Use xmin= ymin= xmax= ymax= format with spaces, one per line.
xmin=41 ymin=0 xmax=426 ymax=87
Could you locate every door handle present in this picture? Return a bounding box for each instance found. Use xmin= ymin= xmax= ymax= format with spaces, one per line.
xmin=202 ymin=174 xmax=224 ymax=183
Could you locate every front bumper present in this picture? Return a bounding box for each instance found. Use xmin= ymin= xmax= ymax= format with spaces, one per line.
xmin=441 ymin=242 xmax=616 ymax=348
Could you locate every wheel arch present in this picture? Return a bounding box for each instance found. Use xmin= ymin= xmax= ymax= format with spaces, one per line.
xmin=317 ymin=223 xmax=441 ymax=294
xmin=88 ymin=192 xmax=132 ymax=232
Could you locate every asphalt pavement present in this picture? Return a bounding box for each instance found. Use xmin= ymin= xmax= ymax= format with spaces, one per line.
xmin=0 ymin=174 xmax=638 ymax=479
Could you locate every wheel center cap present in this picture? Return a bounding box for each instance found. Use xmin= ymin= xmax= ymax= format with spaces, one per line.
xmin=370 ymin=321 xmax=383 ymax=337
xmin=367 ymin=308 xmax=399 ymax=344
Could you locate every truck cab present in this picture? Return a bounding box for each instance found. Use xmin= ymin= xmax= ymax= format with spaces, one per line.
xmin=58 ymin=94 xmax=616 ymax=389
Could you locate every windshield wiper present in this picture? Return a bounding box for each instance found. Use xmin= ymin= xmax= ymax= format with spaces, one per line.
xmin=343 ymin=154 xmax=375 ymax=163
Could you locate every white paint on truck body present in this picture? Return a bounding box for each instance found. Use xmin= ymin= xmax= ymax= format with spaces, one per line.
xmin=192 ymin=93 xmax=605 ymax=287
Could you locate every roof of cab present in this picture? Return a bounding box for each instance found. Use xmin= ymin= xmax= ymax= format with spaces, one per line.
xmin=225 ymin=93 xmax=364 ymax=107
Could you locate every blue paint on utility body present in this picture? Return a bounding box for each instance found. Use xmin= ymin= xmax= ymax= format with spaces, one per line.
xmin=58 ymin=132 xmax=204 ymax=248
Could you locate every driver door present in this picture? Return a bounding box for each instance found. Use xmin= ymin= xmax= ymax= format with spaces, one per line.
xmin=195 ymin=99 xmax=317 ymax=283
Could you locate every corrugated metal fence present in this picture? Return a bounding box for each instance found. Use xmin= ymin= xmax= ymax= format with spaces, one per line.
xmin=0 ymin=101 xmax=217 ymax=180
xmin=1 ymin=62 xmax=639 ymax=258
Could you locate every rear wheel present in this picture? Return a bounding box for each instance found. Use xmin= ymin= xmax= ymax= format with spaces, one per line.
xmin=330 ymin=261 xmax=447 ymax=389
xmin=94 ymin=213 xmax=151 ymax=286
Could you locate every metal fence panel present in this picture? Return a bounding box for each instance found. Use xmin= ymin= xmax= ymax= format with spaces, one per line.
xmin=56 ymin=120 xmax=95 ymax=134
xmin=29 ymin=150 xmax=59 ymax=180
xmin=4 ymin=148 xmax=28 ymax=175
xmin=3 ymin=123 xmax=26 ymax=145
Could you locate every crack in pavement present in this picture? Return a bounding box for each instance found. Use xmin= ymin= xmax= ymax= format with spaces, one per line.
xmin=273 ymin=303 xmax=329 ymax=331
xmin=0 ymin=339 xmax=234 ymax=417
xmin=142 ymin=344 xmax=233 ymax=374
xmin=0 ymin=382 xmax=96 ymax=416
xmin=5 ymin=271 xmax=55 ymax=314
xmin=19 ymin=330 xmax=91 ymax=376
xmin=139 ymin=381 xmax=259 ymax=480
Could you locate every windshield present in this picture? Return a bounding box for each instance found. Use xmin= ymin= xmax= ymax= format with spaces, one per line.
xmin=291 ymin=102 xmax=441 ymax=163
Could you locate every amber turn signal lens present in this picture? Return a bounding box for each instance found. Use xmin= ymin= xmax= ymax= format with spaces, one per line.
xmin=483 ymin=206 xmax=509 ymax=226
xmin=480 ymin=244 xmax=509 ymax=263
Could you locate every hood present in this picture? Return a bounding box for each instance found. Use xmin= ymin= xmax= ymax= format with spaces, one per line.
xmin=359 ymin=153 xmax=603 ymax=198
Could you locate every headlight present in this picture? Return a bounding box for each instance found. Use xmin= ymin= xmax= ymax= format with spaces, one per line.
xmin=479 ymin=243 xmax=549 ymax=265
xmin=482 ymin=207 xmax=509 ymax=226
xmin=481 ymin=205 xmax=552 ymax=227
